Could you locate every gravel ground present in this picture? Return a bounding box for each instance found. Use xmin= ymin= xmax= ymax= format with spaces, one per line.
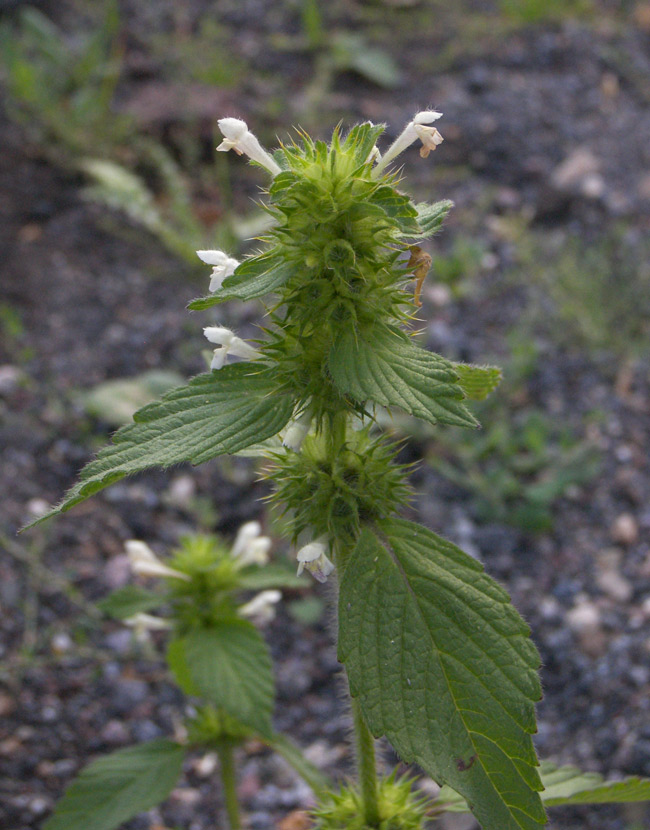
xmin=1 ymin=3 xmax=650 ymax=828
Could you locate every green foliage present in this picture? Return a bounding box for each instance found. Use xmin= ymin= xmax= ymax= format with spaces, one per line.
xmin=429 ymin=234 xmax=486 ymax=296
xmin=406 ymin=200 xmax=454 ymax=241
xmin=0 ymin=5 xmax=130 ymax=157
xmin=431 ymin=404 xmax=600 ymax=532
xmin=98 ymin=585 xmax=162 ymax=619
xmin=42 ymin=740 xmax=184 ymax=830
xmin=189 ymin=251 xmax=296 ymax=309
xmin=538 ymin=762 xmax=650 ymax=807
xmin=312 ymin=772 xmax=430 ymax=830
xmin=339 ymin=519 xmax=545 ymax=830
xmin=522 ymin=229 xmax=650 ymax=362
xmin=149 ymin=18 xmax=245 ymax=87
xmin=437 ymin=760 xmax=650 ymax=810
xmin=80 ymin=370 xmax=184 ymax=427
xmin=499 ymin=0 xmax=593 ymax=24
xmin=186 ymin=705 xmax=253 ymax=748
xmin=168 ymin=621 xmax=274 ymax=737
xmin=325 ymin=32 xmax=402 ymax=89
xmin=329 ymin=324 xmax=478 ymax=428
xmin=27 ymin=366 xmax=295 ymax=527
xmin=453 ymin=364 xmax=503 ymax=401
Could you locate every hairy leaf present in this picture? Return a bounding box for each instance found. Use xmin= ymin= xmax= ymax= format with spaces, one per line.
xmin=453 ymin=363 xmax=503 ymax=401
xmin=43 ymin=740 xmax=184 ymax=830
xmin=438 ymin=760 xmax=650 ymax=810
xmin=98 ymin=586 xmax=161 ymax=620
xmin=329 ymin=325 xmax=478 ymax=428
xmin=188 ymin=252 xmax=295 ymax=309
xmin=339 ymin=519 xmax=545 ymax=830
xmin=27 ymin=365 xmax=295 ymax=528
xmin=178 ymin=621 xmax=274 ymax=737
xmin=401 ymin=200 xmax=453 ymax=240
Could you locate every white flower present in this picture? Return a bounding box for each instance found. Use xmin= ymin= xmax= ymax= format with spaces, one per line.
xmin=282 ymin=410 xmax=312 ymax=451
xmin=238 ymin=589 xmax=281 ymax=624
xmin=231 ymin=520 xmax=272 ymax=567
xmin=373 ymin=110 xmax=443 ymax=176
xmin=203 ymin=325 xmax=259 ymax=370
xmin=124 ymin=612 xmax=172 ymax=643
xmin=125 ymin=540 xmax=190 ymax=581
xmin=196 ymin=250 xmax=239 ymax=293
xmin=296 ymin=536 xmax=335 ymax=583
xmin=217 ymin=117 xmax=281 ymax=177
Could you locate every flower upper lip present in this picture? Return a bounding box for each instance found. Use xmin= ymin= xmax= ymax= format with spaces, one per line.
xmin=217 ymin=117 xmax=281 ymax=177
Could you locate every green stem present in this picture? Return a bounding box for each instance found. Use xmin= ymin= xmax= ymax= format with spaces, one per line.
xmin=217 ymin=745 xmax=241 ymax=830
xmin=352 ymin=698 xmax=380 ymax=827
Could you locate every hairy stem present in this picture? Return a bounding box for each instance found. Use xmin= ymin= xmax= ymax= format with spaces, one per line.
xmin=352 ymin=697 xmax=380 ymax=827
xmin=217 ymin=745 xmax=241 ymax=830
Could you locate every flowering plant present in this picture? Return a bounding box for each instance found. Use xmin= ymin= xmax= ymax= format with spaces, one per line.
xmin=30 ymin=115 xmax=650 ymax=829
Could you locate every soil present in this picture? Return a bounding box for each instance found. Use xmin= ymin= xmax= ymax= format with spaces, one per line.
xmin=1 ymin=3 xmax=650 ymax=829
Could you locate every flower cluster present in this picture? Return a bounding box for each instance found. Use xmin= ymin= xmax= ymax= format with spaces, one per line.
xmin=122 ymin=522 xmax=280 ymax=637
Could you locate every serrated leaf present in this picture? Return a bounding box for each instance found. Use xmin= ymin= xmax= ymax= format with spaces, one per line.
xmin=328 ymin=325 xmax=478 ymax=428
xmin=237 ymin=564 xmax=309 ymax=590
xmin=98 ymin=586 xmax=162 ymax=620
xmin=188 ymin=252 xmax=295 ymax=309
xmin=453 ymin=363 xmax=503 ymax=401
xmin=27 ymin=365 xmax=295 ymax=528
xmin=43 ymin=740 xmax=184 ymax=830
xmin=438 ymin=761 xmax=650 ymax=810
xmin=402 ymin=200 xmax=453 ymax=240
xmin=339 ymin=519 xmax=545 ymax=830
xmin=179 ymin=621 xmax=274 ymax=737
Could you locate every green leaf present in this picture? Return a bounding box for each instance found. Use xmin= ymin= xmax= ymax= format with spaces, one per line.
xmin=98 ymin=586 xmax=162 ymax=620
xmin=328 ymin=325 xmax=478 ymax=428
xmin=26 ymin=365 xmax=295 ymax=528
xmin=180 ymin=620 xmax=275 ymax=737
xmin=453 ymin=363 xmax=503 ymax=401
xmin=402 ymin=200 xmax=453 ymax=240
xmin=371 ymin=186 xmax=420 ymax=234
xmin=339 ymin=519 xmax=545 ymax=830
xmin=43 ymin=740 xmax=184 ymax=830
xmin=540 ymin=761 xmax=650 ymax=807
xmin=188 ymin=252 xmax=295 ymax=309
xmin=167 ymin=636 xmax=199 ymax=696
xmin=80 ymin=370 xmax=184 ymax=426
xmin=237 ymin=564 xmax=309 ymax=590
xmin=438 ymin=760 xmax=650 ymax=810
xmin=331 ymin=33 xmax=402 ymax=89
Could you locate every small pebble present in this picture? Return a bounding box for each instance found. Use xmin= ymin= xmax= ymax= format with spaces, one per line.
xmin=612 ymin=513 xmax=639 ymax=546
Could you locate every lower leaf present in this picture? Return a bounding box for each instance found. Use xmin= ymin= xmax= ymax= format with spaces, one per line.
xmin=43 ymin=740 xmax=184 ymax=830
xmin=338 ymin=519 xmax=546 ymax=830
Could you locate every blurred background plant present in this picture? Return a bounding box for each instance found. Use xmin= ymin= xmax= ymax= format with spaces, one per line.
xmin=0 ymin=3 xmax=128 ymax=157
xmin=0 ymin=2 xmax=268 ymax=265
